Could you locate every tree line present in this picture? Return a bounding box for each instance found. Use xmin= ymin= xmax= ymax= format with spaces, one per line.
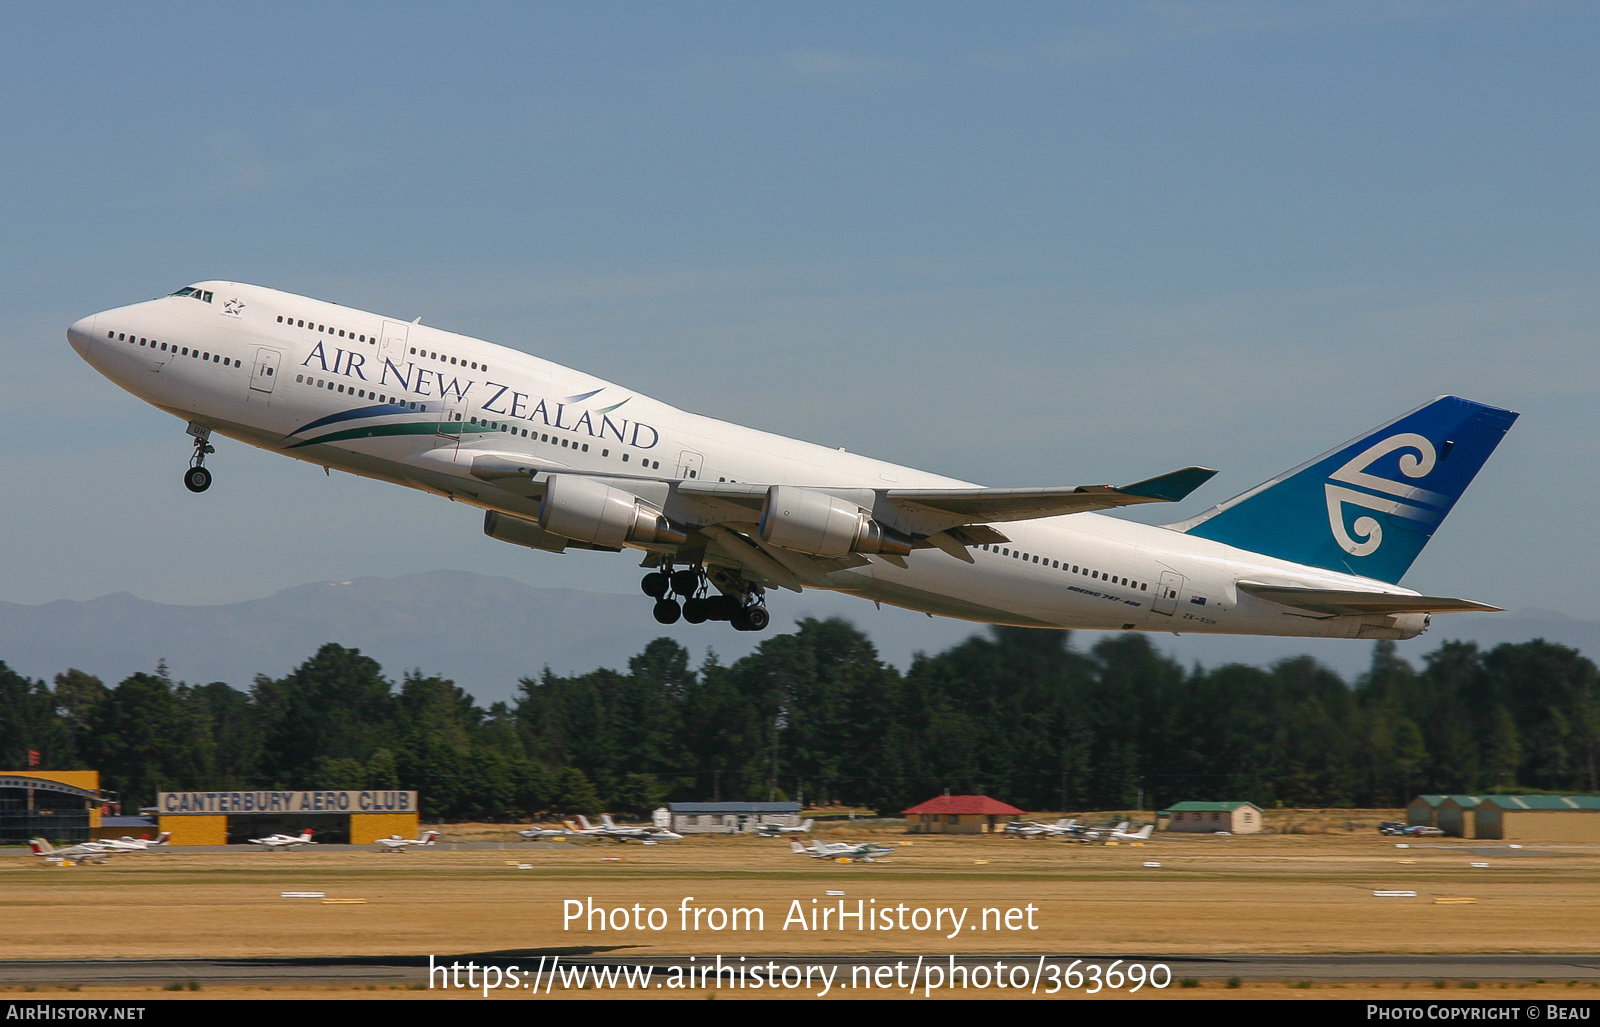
xmin=3 ymin=620 xmax=1597 ymax=818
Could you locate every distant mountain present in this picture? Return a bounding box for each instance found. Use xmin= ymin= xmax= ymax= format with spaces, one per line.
xmin=0 ymin=570 xmax=979 ymax=704
xmin=2 ymin=571 xmax=1592 ymax=703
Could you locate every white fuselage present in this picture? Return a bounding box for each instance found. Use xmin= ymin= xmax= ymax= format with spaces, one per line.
xmin=68 ymin=281 xmax=1431 ymax=640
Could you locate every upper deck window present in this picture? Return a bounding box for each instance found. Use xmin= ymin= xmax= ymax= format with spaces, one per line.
xmin=170 ymin=286 xmax=213 ymax=303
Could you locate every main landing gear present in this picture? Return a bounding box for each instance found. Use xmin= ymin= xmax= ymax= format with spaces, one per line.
xmin=183 ymin=422 xmax=214 ymax=493
xmin=641 ymin=564 xmax=769 ymax=631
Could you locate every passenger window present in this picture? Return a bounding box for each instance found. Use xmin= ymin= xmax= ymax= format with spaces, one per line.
xmin=582 ymin=444 xmax=589 ymax=452
xmin=622 ymin=454 xmax=629 ymax=462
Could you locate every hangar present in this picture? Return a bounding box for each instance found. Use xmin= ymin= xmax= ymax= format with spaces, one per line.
xmin=1419 ymin=794 xmax=1600 ymax=841
xmin=0 ymin=771 xmax=108 ymax=845
xmin=1464 ymin=794 xmax=1600 ymax=841
xmin=156 ymin=789 xmax=420 ymax=845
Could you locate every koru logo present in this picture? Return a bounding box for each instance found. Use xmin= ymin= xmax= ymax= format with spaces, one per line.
xmin=223 ymin=298 xmax=245 ymax=316
xmin=1324 ymin=433 xmax=1448 ymax=557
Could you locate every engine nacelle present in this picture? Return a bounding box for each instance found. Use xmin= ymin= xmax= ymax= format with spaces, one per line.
xmin=758 ymin=485 xmax=913 ymax=558
xmin=538 ymin=474 xmax=687 ymax=549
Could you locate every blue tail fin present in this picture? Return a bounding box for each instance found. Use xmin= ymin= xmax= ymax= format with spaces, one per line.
xmin=1173 ymin=397 xmax=1517 ymax=583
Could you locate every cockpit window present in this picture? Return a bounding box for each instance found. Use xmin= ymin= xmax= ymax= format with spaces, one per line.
xmin=169 ymin=286 xmax=213 ymax=302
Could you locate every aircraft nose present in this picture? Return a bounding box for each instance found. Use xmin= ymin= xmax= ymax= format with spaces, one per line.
xmin=67 ymin=315 xmax=97 ymax=359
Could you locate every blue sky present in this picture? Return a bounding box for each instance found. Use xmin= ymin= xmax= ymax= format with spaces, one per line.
xmin=3 ymin=2 xmax=1597 ymax=669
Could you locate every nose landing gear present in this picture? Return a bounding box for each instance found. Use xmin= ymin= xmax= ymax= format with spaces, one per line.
xmin=183 ymin=422 xmax=214 ymax=493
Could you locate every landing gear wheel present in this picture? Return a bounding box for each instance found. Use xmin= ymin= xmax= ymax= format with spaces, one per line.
xmin=183 ymin=466 xmax=212 ymax=493
xmin=707 ymin=596 xmax=739 ymax=622
xmin=652 ymin=598 xmax=682 ymax=625
xmin=682 ymin=598 xmax=709 ymax=624
xmin=640 ymin=572 xmax=669 ymax=598
xmin=670 ymin=569 xmax=700 ymax=596
xmin=731 ymin=605 xmax=770 ymax=632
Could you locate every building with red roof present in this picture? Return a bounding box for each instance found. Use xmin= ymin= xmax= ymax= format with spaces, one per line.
xmin=902 ymin=794 xmax=1025 ymax=834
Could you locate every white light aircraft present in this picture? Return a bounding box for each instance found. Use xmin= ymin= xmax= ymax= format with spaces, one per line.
xmin=92 ymin=831 xmax=173 ymax=852
xmin=374 ymin=829 xmax=440 ymax=851
xmin=250 ymin=829 xmax=316 ymax=850
xmin=68 ymin=283 xmax=1518 ymax=638
xmin=1004 ymin=818 xmax=1078 ymax=838
xmin=517 ymin=825 xmax=569 ymax=841
xmin=561 ymin=817 xmax=607 ymax=839
xmin=756 ymin=818 xmax=815 ymax=837
xmin=592 ymin=814 xmax=684 ymax=843
xmin=29 ymin=838 xmax=120 ymax=865
xmin=790 ymin=839 xmax=895 ymax=863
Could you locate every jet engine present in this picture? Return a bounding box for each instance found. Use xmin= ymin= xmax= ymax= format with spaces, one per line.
xmin=538 ymin=474 xmax=687 ymax=549
xmin=758 ymin=485 xmax=913 ymax=558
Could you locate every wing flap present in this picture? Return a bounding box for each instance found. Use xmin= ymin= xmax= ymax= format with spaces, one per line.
xmin=1237 ymin=581 xmax=1501 ymax=616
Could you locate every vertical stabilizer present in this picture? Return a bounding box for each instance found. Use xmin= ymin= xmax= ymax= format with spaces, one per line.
xmin=1173 ymin=397 xmax=1517 ymax=583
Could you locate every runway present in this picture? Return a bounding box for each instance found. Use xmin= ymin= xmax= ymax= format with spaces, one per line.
xmin=3 ymin=953 xmax=1598 ymax=988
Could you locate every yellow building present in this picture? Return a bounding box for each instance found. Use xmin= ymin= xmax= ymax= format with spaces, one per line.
xmin=156 ymin=789 xmax=419 ymax=845
xmin=0 ymin=770 xmax=105 ymax=844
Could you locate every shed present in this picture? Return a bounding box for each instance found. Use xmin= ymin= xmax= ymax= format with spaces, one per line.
xmin=1406 ymin=795 xmax=1446 ymax=828
xmin=663 ymin=802 xmax=802 ymax=834
xmin=1436 ymin=796 xmax=1484 ymax=838
xmin=902 ymin=795 xmax=1024 ymax=834
xmin=1159 ymin=801 xmax=1263 ymax=834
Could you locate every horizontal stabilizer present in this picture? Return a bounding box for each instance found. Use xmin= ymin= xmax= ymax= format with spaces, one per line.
xmin=1236 ymin=582 xmax=1501 ymax=616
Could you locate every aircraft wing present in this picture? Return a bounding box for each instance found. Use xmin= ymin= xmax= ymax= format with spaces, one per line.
xmin=880 ymin=466 xmax=1218 ymax=526
xmin=677 ymin=466 xmax=1216 ymax=533
xmin=1236 ymin=582 xmax=1501 ymax=616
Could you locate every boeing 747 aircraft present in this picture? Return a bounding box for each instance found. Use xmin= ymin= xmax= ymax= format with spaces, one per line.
xmin=68 ymin=282 xmax=1517 ymax=640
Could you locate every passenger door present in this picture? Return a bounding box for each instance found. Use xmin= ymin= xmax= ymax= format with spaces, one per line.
xmin=1152 ymin=571 xmax=1186 ymax=616
xmin=249 ymin=347 xmax=282 ymax=394
xmin=378 ymin=321 xmax=409 ymax=367
xmin=675 ymin=449 xmax=704 ymax=481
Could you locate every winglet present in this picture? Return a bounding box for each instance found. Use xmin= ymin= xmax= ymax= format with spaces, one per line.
xmin=1113 ymin=466 xmax=1218 ymax=503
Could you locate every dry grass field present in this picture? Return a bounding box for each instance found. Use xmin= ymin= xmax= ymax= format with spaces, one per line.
xmin=8 ymin=811 xmax=1600 ymax=967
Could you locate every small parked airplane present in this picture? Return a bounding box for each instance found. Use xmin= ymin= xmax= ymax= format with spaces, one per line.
xmin=756 ymin=818 xmax=815 ymax=837
xmin=790 ymin=839 xmax=895 ymax=863
xmin=374 ymin=829 xmax=440 ymax=851
xmin=29 ymin=838 xmax=121 ymax=865
xmin=517 ymin=824 xmax=569 ymax=841
xmin=89 ymin=831 xmax=174 ymax=852
xmin=593 ymin=814 xmax=684 ymax=843
xmin=249 ymin=829 xmax=316 ymax=850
